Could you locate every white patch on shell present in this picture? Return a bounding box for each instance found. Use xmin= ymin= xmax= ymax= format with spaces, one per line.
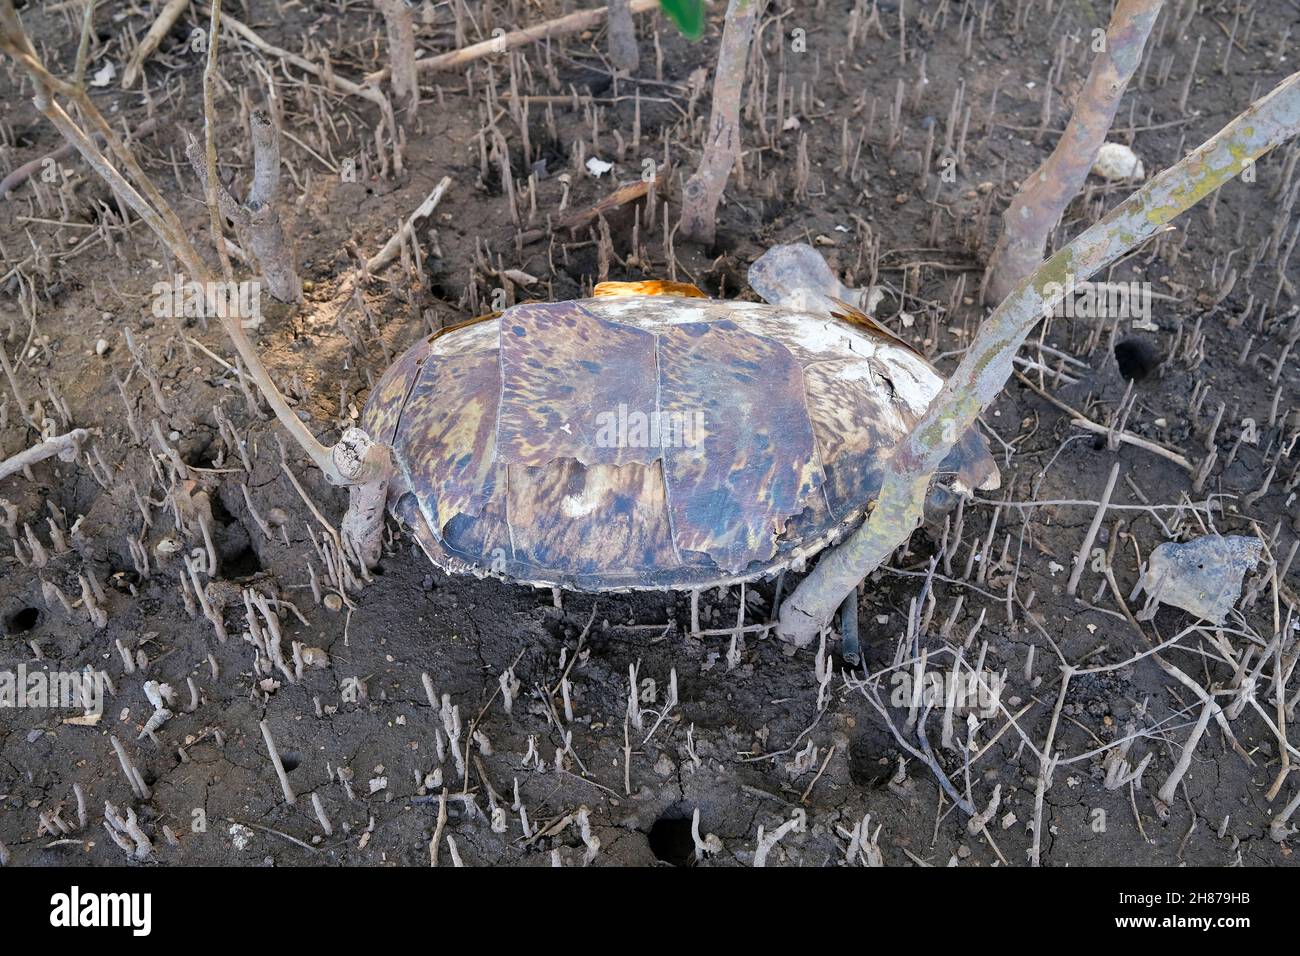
xmin=831 ymin=361 xmax=910 ymax=433
xmin=560 ymin=489 xmax=602 ymax=518
xmin=582 ymin=296 xmax=719 ymax=326
xmin=431 ymin=319 xmax=498 ymax=355
xmin=873 ymin=344 xmax=943 ymax=415
xmin=780 ymin=318 xmax=880 ymax=359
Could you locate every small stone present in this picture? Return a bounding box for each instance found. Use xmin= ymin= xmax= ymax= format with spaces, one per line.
xmin=1091 ymin=142 xmax=1145 ymax=181
xmin=229 ymin=823 xmax=255 ymax=851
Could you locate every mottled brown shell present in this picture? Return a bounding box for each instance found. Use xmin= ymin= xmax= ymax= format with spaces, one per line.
xmin=363 ymin=293 xmax=999 ymax=590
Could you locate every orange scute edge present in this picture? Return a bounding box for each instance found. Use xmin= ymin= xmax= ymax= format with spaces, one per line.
xmin=593 ymin=280 xmax=708 ymax=299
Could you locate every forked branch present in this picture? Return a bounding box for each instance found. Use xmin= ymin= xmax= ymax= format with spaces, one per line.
xmin=984 ymin=0 xmax=1164 ymax=303
xmin=777 ymin=71 xmax=1300 ymax=646
xmin=680 ymin=0 xmax=760 ymax=245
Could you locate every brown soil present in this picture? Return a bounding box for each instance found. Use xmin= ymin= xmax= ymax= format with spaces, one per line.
xmin=1 ymin=0 xmax=1298 ymax=867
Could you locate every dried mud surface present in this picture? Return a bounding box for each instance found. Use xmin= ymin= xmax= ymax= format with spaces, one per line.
xmin=1 ymin=0 xmax=1299 ymax=867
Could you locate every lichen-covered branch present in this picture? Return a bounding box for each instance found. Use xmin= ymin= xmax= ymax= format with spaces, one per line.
xmin=777 ymin=70 xmax=1300 ymax=647
xmin=983 ymin=0 xmax=1163 ymax=304
xmin=679 ymin=0 xmax=760 ymax=245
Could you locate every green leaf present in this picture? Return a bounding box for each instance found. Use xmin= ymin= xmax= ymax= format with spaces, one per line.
xmin=659 ymin=0 xmax=705 ymax=40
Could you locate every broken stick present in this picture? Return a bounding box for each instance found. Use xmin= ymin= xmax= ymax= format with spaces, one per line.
xmin=0 ymin=429 xmax=89 ymax=483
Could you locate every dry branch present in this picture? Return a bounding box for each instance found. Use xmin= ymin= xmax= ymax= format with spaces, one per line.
xmin=519 ymin=172 xmax=662 ymax=245
xmin=0 ymin=0 xmax=391 ymax=557
xmin=0 ymin=117 xmax=161 ymax=199
xmin=365 ymin=176 xmax=452 ymax=274
xmin=680 ymin=0 xmax=760 ymax=245
xmin=607 ymin=0 xmax=640 ymax=74
xmin=984 ymin=0 xmax=1163 ymax=303
xmin=0 ymin=429 xmax=89 ymax=483
xmin=121 ymin=0 xmax=191 ymax=89
xmin=186 ymin=107 xmax=302 ymax=303
xmin=376 ymin=0 xmax=418 ymax=112
xmin=366 ymin=0 xmax=660 ymax=84
xmin=198 ymin=4 xmax=403 ymax=175
xmin=777 ymin=71 xmax=1300 ymax=647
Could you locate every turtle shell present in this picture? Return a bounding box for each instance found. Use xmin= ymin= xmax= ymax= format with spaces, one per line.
xmin=362 ymin=292 xmax=999 ymax=590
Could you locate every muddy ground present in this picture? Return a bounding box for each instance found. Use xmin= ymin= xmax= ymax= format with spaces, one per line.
xmin=1 ymin=0 xmax=1299 ymax=867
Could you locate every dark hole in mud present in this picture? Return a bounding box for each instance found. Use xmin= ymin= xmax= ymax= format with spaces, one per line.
xmin=1114 ymin=338 xmax=1161 ymax=381
xmin=110 ymin=568 xmax=141 ymax=593
xmin=848 ymin=731 xmax=895 ymax=787
xmin=4 ymin=607 xmax=40 ymax=634
xmin=280 ymin=750 xmax=303 ymax=773
xmin=224 ymin=543 xmax=263 ymax=579
xmin=186 ymin=434 xmax=221 ymax=470
xmin=211 ymin=493 xmax=235 ymax=525
xmin=648 ymin=807 xmax=696 ymax=867
xmin=211 ymin=494 xmax=262 ymax=578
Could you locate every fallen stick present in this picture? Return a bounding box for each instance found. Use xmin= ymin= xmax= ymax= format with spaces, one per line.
xmin=366 ymin=0 xmax=661 ymax=84
xmin=777 ymin=70 xmax=1300 ymax=646
xmin=519 ymin=173 xmax=663 ymax=245
xmin=259 ymin=719 xmax=297 ymax=805
xmin=1012 ymin=371 xmax=1194 ymax=470
xmin=121 ymin=0 xmax=191 ymax=89
xmin=1157 ymin=697 xmax=1219 ymax=805
xmin=0 ymin=429 xmax=89 ymax=483
xmin=1065 ymin=462 xmax=1121 ymax=597
xmin=366 ymin=175 xmax=452 ymax=273
xmin=0 ymin=117 xmax=161 ymax=199
xmin=197 ymin=4 xmax=403 ymax=175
